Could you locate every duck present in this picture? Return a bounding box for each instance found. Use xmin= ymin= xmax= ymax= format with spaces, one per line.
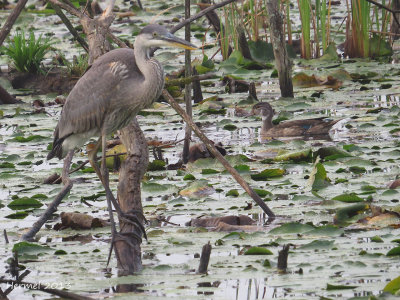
xmin=251 ymin=102 xmax=340 ymax=137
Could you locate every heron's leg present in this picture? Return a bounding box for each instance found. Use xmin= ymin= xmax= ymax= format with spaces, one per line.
xmin=88 ymin=137 xmax=146 ymax=238
xmin=99 ymin=135 xmax=147 ymax=239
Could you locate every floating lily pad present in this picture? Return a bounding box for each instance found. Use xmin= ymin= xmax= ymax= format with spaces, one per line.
xmin=383 ymin=276 xmax=400 ymax=294
xmin=7 ymin=197 xmax=43 ymax=210
xmin=244 ymin=247 xmax=273 ymax=255
xmin=251 ymin=168 xmax=285 ymax=181
xmin=12 ymin=242 xmax=51 ymax=254
xmin=326 ymin=283 xmax=358 ymax=290
xmin=269 ymin=222 xmax=314 ymax=234
xmin=332 ymin=193 xmax=364 ymax=203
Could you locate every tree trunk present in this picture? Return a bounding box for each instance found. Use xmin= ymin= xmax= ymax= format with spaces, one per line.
xmin=392 ymin=0 xmax=400 ymax=40
xmin=116 ymin=118 xmax=149 ymax=274
xmin=266 ymin=0 xmax=294 ymax=98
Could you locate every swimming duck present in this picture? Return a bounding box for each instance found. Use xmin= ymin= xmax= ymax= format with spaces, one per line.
xmin=251 ymin=102 xmax=340 ymax=137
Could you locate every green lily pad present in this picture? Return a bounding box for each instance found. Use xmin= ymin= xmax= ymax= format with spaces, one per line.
xmin=269 ymin=222 xmax=314 ymax=234
xmin=332 ymin=193 xmax=364 ymax=203
xmin=387 ymin=247 xmax=400 ymax=256
xmin=334 ymin=203 xmax=369 ymax=226
xmin=244 ymin=247 xmax=273 ymax=255
xmin=300 ymin=240 xmax=334 ymax=250
xmin=12 ymin=242 xmax=51 ymax=254
xmin=383 ymin=276 xmax=400 ymax=294
xmin=7 ymin=197 xmax=43 ymax=210
xmin=251 ymin=168 xmax=285 ymax=181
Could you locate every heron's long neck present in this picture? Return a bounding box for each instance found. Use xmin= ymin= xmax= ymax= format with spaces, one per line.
xmin=262 ymin=115 xmax=274 ymax=131
xmin=134 ymin=44 xmax=164 ymax=102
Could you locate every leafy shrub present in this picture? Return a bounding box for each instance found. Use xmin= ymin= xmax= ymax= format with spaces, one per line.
xmin=2 ymin=30 xmax=52 ymax=73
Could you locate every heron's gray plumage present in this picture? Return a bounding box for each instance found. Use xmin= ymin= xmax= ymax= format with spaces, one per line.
xmin=47 ymin=24 xmax=195 ymax=160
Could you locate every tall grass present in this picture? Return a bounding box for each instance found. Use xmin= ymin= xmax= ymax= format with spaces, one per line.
xmin=350 ymin=0 xmax=371 ymax=57
xmin=2 ymin=30 xmax=52 ymax=73
xmin=298 ymin=0 xmax=312 ymax=59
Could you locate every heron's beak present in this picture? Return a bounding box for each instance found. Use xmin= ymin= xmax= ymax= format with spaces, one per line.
xmin=161 ymin=33 xmax=197 ymax=50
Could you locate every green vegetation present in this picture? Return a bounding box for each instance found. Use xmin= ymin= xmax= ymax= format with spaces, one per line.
xmin=2 ymin=30 xmax=52 ymax=73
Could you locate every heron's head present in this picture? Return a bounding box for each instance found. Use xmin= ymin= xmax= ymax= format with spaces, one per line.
xmin=251 ymin=102 xmax=275 ymax=119
xmin=137 ymin=24 xmax=197 ymax=50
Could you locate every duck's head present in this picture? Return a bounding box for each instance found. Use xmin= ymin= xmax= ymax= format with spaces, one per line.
xmin=251 ymin=102 xmax=275 ymax=120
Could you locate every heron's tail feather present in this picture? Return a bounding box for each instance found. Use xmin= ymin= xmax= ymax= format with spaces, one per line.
xmin=47 ymin=128 xmax=70 ymax=160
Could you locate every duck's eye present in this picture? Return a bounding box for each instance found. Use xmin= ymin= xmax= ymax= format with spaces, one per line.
xmin=153 ymin=32 xmax=157 ymax=37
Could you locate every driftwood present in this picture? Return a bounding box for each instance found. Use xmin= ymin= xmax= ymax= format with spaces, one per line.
xmin=21 ymin=151 xmax=74 ymax=241
xmin=266 ymin=0 xmax=294 ymax=98
xmin=163 ymin=89 xmax=275 ymax=219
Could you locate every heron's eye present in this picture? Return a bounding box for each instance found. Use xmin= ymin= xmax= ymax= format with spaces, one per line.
xmin=153 ymin=32 xmax=157 ymax=37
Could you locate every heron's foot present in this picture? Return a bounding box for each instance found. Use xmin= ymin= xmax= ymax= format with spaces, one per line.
xmin=118 ymin=209 xmax=148 ymax=241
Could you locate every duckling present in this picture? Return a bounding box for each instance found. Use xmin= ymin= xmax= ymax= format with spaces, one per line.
xmin=251 ymin=102 xmax=340 ymax=137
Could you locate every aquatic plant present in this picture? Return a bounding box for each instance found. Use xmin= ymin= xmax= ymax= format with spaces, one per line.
xmin=2 ymin=30 xmax=53 ymax=73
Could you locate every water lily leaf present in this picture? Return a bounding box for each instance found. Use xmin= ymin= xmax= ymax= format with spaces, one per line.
xmin=226 ymin=189 xmax=239 ymax=197
xmin=326 ymin=284 xmax=358 ymax=290
xmin=7 ymin=197 xmax=43 ymax=210
xmin=253 ymin=189 xmax=272 ymax=197
xmin=0 ymin=162 xmax=15 ymax=168
xmin=12 ymin=241 xmax=51 ymax=254
xmin=334 ymin=203 xmax=369 ymax=226
xmin=147 ymin=160 xmax=166 ymax=171
xmin=309 ymin=161 xmax=330 ymax=191
xmin=221 ymin=232 xmax=247 ymax=240
xmin=315 ymin=146 xmax=352 ymax=160
xmin=383 ymin=276 xmax=400 ymax=294
xmin=183 ymin=174 xmax=195 ymax=180
xmin=274 ymin=149 xmax=312 ymax=162
xmin=234 ymin=164 xmax=250 ymax=173
xmin=9 ymin=135 xmax=45 ymax=142
xmin=318 ymin=43 xmax=339 ymax=61
xmin=303 ymin=225 xmax=344 ymax=237
xmin=300 ymin=240 xmax=335 ymax=249
xmin=5 ymin=211 xmax=29 ymax=219
xmin=370 ymin=34 xmax=392 ymax=57
xmin=371 ymin=236 xmax=383 ymax=243
xmin=387 ymin=247 xmax=400 ymax=256
xmin=251 ymin=168 xmax=285 ymax=181
xmin=269 ymin=222 xmax=314 ymax=234
xmin=202 ymin=168 xmax=219 ymax=174
xmin=332 ymin=193 xmax=364 ymax=203
xmin=142 ymin=182 xmax=177 ymax=194
xmin=179 ymin=180 xmax=215 ymax=198
xmin=194 ymin=55 xmax=215 ymax=74
xmin=248 ymin=40 xmax=274 ymax=63
xmin=167 ymin=237 xmax=193 ymax=246
xmin=244 ymin=247 xmax=273 ymax=255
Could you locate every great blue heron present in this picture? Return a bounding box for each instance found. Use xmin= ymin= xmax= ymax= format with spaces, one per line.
xmin=47 ymin=24 xmax=196 ymax=247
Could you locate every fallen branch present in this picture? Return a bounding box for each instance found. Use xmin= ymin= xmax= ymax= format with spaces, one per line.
xmin=51 ymin=3 xmax=89 ymax=52
xmin=21 ymin=150 xmax=74 ymax=241
xmin=162 ymin=89 xmax=275 ymax=219
xmin=171 ymin=0 xmax=237 ymax=33
xmin=0 ymin=0 xmax=28 ymax=47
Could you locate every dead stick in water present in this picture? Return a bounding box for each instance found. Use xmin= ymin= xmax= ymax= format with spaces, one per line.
xmin=197 ymin=242 xmax=212 ymax=274
xmin=162 ymin=89 xmax=275 ymax=219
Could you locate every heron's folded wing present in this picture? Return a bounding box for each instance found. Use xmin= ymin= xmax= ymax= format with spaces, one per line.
xmin=57 ymin=59 xmax=129 ymax=139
